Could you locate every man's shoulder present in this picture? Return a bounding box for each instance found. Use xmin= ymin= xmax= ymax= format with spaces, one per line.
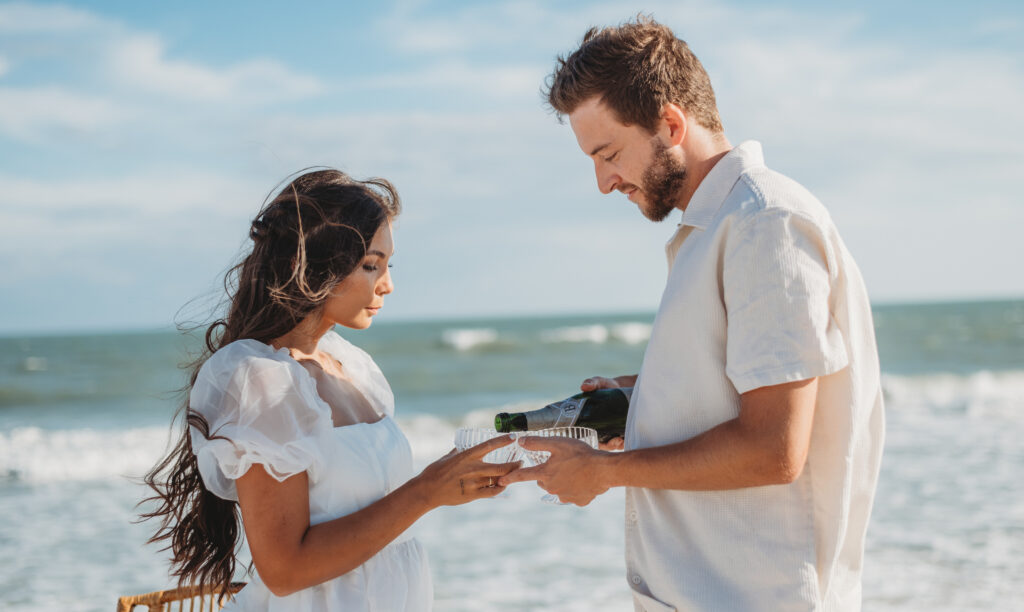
xmin=724 ymin=165 xmax=831 ymax=228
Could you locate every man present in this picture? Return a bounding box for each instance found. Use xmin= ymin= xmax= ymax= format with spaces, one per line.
xmin=500 ymin=16 xmax=884 ymax=612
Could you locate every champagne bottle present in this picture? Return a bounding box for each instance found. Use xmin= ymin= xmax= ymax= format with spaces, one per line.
xmin=494 ymin=387 xmax=632 ymax=443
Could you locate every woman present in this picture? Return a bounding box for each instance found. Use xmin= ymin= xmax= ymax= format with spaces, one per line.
xmin=143 ymin=169 xmax=518 ymax=610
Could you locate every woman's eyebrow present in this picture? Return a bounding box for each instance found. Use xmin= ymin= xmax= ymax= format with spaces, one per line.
xmin=366 ymin=250 xmax=389 ymax=258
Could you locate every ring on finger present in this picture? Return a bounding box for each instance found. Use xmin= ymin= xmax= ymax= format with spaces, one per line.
xmin=488 ymin=477 xmax=495 ymax=487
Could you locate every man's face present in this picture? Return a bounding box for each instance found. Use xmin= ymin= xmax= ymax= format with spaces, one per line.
xmin=568 ymin=97 xmax=686 ymax=222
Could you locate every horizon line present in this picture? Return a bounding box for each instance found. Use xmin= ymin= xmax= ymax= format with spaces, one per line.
xmin=2 ymin=294 xmax=1022 ymax=339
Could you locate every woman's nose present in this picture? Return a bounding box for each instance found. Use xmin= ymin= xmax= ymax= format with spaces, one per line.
xmin=378 ymin=267 xmax=394 ymax=295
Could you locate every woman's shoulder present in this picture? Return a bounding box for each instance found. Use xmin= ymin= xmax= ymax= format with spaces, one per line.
xmin=197 ymin=338 xmax=295 ymax=390
xmin=192 ymin=338 xmax=332 ymax=425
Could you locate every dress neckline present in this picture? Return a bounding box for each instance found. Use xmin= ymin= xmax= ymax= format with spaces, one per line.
xmin=285 ymin=343 xmax=386 ymax=429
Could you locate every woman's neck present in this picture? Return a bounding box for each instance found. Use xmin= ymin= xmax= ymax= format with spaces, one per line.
xmin=271 ymin=315 xmax=333 ymax=357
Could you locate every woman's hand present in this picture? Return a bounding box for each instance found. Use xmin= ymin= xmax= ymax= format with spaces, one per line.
xmin=417 ymin=434 xmax=521 ymax=507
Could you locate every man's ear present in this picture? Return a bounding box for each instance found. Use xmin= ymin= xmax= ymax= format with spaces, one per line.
xmin=661 ymin=103 xmax=687 ymax=147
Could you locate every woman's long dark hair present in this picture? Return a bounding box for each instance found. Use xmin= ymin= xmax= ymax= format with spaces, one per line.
xmin=141 ymin=169 xmax=401 ymax=598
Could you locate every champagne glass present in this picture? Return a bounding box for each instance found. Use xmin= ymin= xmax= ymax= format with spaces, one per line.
xmin=518 ymin=426 xmax=599 ymax=504
xmin=453 ymin=427 xmax=523 ymax=498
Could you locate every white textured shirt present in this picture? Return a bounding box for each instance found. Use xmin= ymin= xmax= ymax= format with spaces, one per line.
xmin=624 ymin=141 xmax=884 ymax=612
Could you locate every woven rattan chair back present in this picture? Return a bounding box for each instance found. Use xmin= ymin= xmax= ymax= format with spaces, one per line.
xmin=115 ymin=583 xmax=244 ymax=612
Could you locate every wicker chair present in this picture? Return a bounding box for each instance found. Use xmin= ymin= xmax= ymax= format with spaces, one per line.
xmin=116 ymin=583 xmax=245 ymax=612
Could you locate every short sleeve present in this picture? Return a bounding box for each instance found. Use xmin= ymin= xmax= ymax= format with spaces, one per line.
xmin=723 ymin=207 xmax=849 ymax=394
xmin=188 ymin=343 xmax=332 ymax=501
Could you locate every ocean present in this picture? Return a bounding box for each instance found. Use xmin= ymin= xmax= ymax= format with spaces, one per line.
xmin=1 ymin=301 xmax=1022 ymax=610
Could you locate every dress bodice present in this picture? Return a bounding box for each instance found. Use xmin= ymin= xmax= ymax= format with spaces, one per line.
xmin=189 ymin=331 xmax=432 ymax=611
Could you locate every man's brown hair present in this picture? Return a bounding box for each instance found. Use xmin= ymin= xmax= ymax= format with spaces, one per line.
xmin=545 ymin=15 xmax=723 ymax=134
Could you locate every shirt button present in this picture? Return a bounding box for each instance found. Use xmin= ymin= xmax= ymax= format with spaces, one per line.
xmin=631 ymin=575 xmax=642 ymax=585
xmin=628 ymin=511 xmax=638 ymax=522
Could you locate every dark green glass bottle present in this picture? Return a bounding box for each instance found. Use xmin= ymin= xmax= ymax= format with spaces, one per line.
xmin=494 ymin=387 xmax=632 ymax=443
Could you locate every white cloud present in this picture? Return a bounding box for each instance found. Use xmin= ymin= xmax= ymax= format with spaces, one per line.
xmin=0 ymin=2 xmax=322 ymax=109
xmin=0 ymin=172 xmax=255 ymax=215
xmin=0 ymin=2 xmax=105 ymax=33
xmin=1 ymin=0 xmax=1023 ymax=332
xmin=971 ymin=17 xmax=1021 ymax=36
xmin=0 ymin=85 xmax=121 ymax=141
xmin=106 ymin=34 xmax=323 ymax=103
xmin=0 ymin=171 xmax=261 ymax=289
xmin=355 ymin=61 xmax=544 ymax=100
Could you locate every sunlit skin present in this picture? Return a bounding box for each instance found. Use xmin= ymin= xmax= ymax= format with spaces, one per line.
xmin=273 ymin=222 xmax=396 ymax=368
xmin=499 ymin=97 xmax=821 ymax=505
xmin=231 ymin=221 xmax=521 ymax=597
xmin=567 ymin=97 xmax=730 ymax=219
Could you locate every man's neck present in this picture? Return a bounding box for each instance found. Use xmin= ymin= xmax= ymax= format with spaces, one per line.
xmin=676 ymin=135 xmax=732 ymax=211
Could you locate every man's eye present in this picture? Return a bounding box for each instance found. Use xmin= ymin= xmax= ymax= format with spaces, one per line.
xmin=605 ymin=151 xmax=619 ymax=162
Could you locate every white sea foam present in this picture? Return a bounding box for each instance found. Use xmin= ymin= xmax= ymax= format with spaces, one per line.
xmin=440 ymin=327 xmax=499 ymax=351
xmin=882 ymin=369 xmax=1024 ymax=418
xmin=0 ymin=405 xmax=543 ymax=483
xmin=6 ymin=371 xmax=1020 ymax=484
xmin=539 ymin=321 xmax=651 ymax=345
xmin=610 ymin=321 xmax=652 ymax=344
xmin=539 ymin=324 xmax=609 ymax=343
xmin=0 ymin=426 xmax=172 ymax=483
xmin=21 ymin=356 xmax=48 ymax=372
xmin=2 ymin=372 xmax=1022 ymax=610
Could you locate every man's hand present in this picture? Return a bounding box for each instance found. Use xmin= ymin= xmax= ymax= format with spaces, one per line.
xmin=580 ymin=374 xmax=637 ymax=392
xmin=581 ymin=374 xmax=637 ymax=450
xmin=498 ymin=435 xmax=612 ymax=506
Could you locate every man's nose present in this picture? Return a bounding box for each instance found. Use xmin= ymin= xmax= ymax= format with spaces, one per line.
xmin=594 ymin=161 xmax=620 ymax=195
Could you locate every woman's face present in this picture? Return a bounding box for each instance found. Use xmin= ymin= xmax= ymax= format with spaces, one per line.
xmin=322 ymin=221 xmax=395 ymax=330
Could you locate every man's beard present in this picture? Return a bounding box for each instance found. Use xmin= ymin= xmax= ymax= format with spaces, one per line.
xmin=639 ymin=141 xmax=687 ymax=222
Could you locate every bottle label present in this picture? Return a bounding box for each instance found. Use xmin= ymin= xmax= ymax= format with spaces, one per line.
xmin=554 ymin=397 xmax=585 ymax=427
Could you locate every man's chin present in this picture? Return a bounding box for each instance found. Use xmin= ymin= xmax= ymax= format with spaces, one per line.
xmin=640 ymin=202 xmax=675 ymax=223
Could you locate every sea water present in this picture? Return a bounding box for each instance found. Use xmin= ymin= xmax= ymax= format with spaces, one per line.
xmin=1 ymin=302 xmax=1022 ymax=610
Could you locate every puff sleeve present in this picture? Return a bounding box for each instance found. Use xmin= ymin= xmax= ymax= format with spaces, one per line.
xmin=188 ymin=342 xmax=332 ymax=501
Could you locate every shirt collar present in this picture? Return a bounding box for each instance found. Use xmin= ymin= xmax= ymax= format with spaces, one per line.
xmin=678 ymin=140 xmax=765 ymax=230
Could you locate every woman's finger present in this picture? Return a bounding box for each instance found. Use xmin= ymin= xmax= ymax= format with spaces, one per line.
xmin=497 ymin=464 xmax=546 ymax=486
xmin=464 ymin=434 xmax=517 ymax=459
xmin=479 ymin=460 xmax=522 ymax=477
xmin=473 ymin=475 xmax=501 ymax=490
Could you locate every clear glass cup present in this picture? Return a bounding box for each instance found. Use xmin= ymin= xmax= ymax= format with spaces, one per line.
xmin=453 ymin=427 xmax=523 ymax=497
xmin=518 ymin=426 xmax=599 ymax=504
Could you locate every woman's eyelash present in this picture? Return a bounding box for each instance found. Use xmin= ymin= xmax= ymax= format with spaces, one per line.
xmin=362 ymin=263 xmax=394 ymax=271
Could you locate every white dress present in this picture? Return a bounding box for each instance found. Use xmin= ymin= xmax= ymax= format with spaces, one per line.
xmin=189 ymin=331 xmax=432 ymax=611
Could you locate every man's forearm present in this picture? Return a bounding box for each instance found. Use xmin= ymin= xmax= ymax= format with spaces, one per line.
xmin=601 ymin=378 xmax=817 ymax=491
xmin=600 ymin=419 xmax=798 ymax=491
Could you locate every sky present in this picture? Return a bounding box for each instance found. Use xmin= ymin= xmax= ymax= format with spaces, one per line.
xmin=1 ymin=0 xmax=1022 ymax=335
